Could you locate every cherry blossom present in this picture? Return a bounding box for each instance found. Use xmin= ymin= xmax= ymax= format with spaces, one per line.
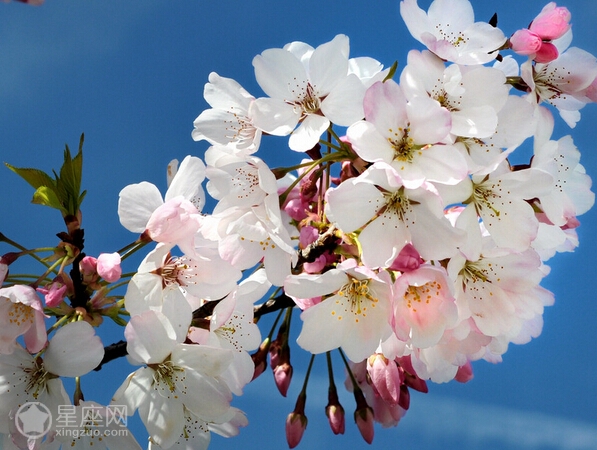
xmin=325 ymin=163 xmax=465 ymax=268
xmin=284 ymin=259 xmax=393 ymax=362
xmin=510 ymin=3 xmax=571 ymax=63
xmin=346 ymin=79 xmax=467 ymax=189
xmin=114 ymin=310 xmax=235 ymax=449
xmin=118 ymin=155 xmax=206 ymax=255
xmin=400 ymin=49 xmax=509 ymax=140
xmin=399 ymin=0 xmax=506 ymax=65
xmin=250 ymin=34 xmax=383 ymax=151
xmin=393 ymin=264 xmax=458 ymax=348
xmin=0 ymin=285 xmax=47 ymax=355
xmin=521 ymin=42 xmax=597 ymax=127
xmin=192 ymin=72 xmax=261 ymax=154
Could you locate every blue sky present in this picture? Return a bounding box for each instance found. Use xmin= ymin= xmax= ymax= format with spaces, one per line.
xmin=1 ymin=0 xmax=597 ymax=449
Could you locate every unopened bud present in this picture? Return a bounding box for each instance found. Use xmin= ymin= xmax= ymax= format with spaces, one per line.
xmin=454 ymin=360 xmax=474 ymax=383
xmin=353 ymin=389 xmax=374 ymax=444
xmin=325 ymin=386 xmax=345 ymax=435
xmin=251 ymin=337 xmax=271 ymax=380
xmin=285 ymin=411 xmax=307 ymax=449
xmin=274 ymin=362 xmax=293 ymax=397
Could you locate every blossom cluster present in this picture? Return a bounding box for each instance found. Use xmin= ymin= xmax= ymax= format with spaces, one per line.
xmin=0 ymin=0 xmax=595 ymax=449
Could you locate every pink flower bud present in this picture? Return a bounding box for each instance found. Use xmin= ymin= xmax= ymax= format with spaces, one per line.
xmin=455 ymin=360 xmax=474 ymax=383
xmin=145 ymin=196 xmax=201 ymax=244
xmin=529 ymin=3 xmax=571 ymax=40
xmin=389 ymin=244 xmax=422 ymax=272
xmin=285 ymin=412 xmax=307 ymax=449
xmin=286 ymin=392 xmax=307 ymax=449
xmin=326 ymin=386 xmax=345 ymax=435
xmin=367 ymin=354 xmax=403 ymax=406
xmin=534 ymin=42 xmax=559 ymax=63
xmin=251 ymin=337 xmax=271 ymax=380
xmin=79 ymin=256 xmax=99 ymax=285
xmin=353 ymin=389 xmax=374 ymax=444
xmin=354 ymin=406 xmax=374 ymax=444
xmin=509 ymin=29 xmax=543 ymax=55
xmin=274 ymin=362 xmax=293 ymax=397
xmin=37 ymin=279 xmax=68 ymax=308
xmin=97 ymin=252 xmax=122 ymax=283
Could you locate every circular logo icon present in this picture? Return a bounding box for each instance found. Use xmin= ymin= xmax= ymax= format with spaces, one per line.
xmin=14 ymin=402 xmax=52 ymax=439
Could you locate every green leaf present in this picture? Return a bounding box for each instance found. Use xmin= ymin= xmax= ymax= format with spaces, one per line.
xmin=383 ymin=61 xmax=398 ymax=82
xmin=5 ymin=133 xmax=86 ymax=218
xmin=32 ymin=186 xmax=67 ymax=214
xmin=4 ymin=164 xmax=55 ymax=190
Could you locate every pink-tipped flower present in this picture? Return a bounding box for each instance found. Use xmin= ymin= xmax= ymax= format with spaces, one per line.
xmin=353 ymin=389 xmax=374 ymax=444
xmin=96 ymin=252 xmax=122 ymax=283
xmin=367 ymin=354 xmax=404 ymax=406
xmin=286 ymin=393 xmax=307 ymax=449
xmin=529 ymin=3 xmax=571 ymax=40
xmin=509 ymin=29 xmax=543 ymax=55
xmin=509 ymin=3 xmax=571 ymax=63
xmin=0 ymin=285 xmax=48 ymax=354
xmin=388 ymin=244 xmax=422 ymax=272
xmin=80 ymin=255 xmax=99 ymax=286
xmin=455 ymin=361 xmax=474 ymax=383
xmin=37 ymin=278 xmax=68 ymax=308
xmin=270 ymin=323 xmax=293 ymax=396
xmin=325 ymin=385 xmax=345 ymax=435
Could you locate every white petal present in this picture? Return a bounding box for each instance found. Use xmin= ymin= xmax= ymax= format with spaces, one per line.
xmin=118 ymin=182 xmax=164 ymax=233
xmin=44 ymin=321 xmax=104 ymax=377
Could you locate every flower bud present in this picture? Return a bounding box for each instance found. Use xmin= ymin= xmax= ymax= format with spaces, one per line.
xmin=286 ymin=392 xmax=307 ymax=449
xmin=325 ymin=386 xmax=345 ymax=435
xmin=509 ymin=29 xmax=543 ymax=55
xmin=273 ymin=362 xmax=293 ymax=397
xmin=251 ymin=337 xmax=271 ymax=380
xmin=367 ymin=354 xmax=403 ymax=406
xmin=353 ymin=388 xmax=374 ymax=444
xmin=534 ymin=42 xmax=559 ymax=63
xmin=454 ymin=360 xmax=474 ymax=383
xmin=97 ymin=252 xmax=122 ymax=283
xmin=529 ymin=3 xmax=571 ymax=40
xmin=285 ymin=412 xmax=307 ymax=449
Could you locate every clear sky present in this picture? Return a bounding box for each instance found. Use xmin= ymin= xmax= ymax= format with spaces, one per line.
xmin=1 ymin=1 xmax=596 ymax=449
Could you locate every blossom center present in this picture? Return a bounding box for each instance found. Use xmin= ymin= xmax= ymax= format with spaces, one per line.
xmin=388 ymin=127 xmax=416 ymax=162
xmin=24 ymin=361 xmax=52 ymax=399
xmin=150 ymin=359 xmax=185 ymax=393
xmin=8 ymin=302 xmax=34 ymax=327
xmin=404 ymin=280 xmax=442 ymax=312
xmin=292 ymin=83 xmax=322 ymax=115
xmin=157 ymin=255 xmax=191 ymax=288
xmin=383 ymin=188 xmax=413 ymax=221
xmin=337 ymin=278 xmax=378 ymax=315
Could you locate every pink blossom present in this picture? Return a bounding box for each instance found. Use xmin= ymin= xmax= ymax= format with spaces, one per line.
xmin=388 ymin=244 xmax=422 ymax=272
xmin=80 ymin=255 xmax=99 ymax=286
xmin=366 ymin=354 xmax=404 ymax=406
xmin=353 ymin=390 xmax=374 ymax=444
xmin=285 ymin=393 xmax=307 ymax=449
xmin=96 ymin=252 xmax=122 ymax=283
xmin=529 ymin=3 xmax=571 ymax=41
xmin=509 ymin=29 xmax=543 ymax=55
xmin=37 ymin=278 xmax=68 ymax=307
xmin=455 ymin=361 xmax=474 ymax=383
xmin=145 ymin=196 xmax=201 ymax=244
xmin=0 ymin=285 xmax=48 ymax=354
xmin=325 ymin=387 xmax=345 ymax=435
